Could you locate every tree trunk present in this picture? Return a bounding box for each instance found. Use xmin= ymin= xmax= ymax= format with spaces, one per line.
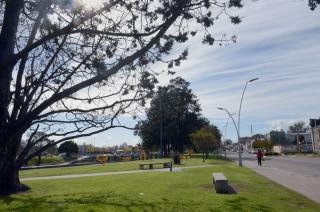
xmin=0 ymin=1 xmax=24 ymax=122
xmin=0 ymin=132 xmax=29 ymax=195
xmin=38 ymin=154 xmax=41 ymax=165
xmin=0 ymin=154 xmax=29 ymax=195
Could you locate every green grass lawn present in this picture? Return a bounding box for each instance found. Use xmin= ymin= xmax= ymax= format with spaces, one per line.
xmin=2 ymin=164 xmax=320 ymax=211
xmin=20 ymin=158 xmax=230 ymax=178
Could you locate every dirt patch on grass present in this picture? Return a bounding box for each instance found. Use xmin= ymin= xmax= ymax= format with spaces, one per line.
xmin=200 ymin=183 xmax=237 ymax=195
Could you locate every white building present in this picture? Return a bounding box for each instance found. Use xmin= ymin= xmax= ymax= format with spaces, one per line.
xmin=310 ymin=118 xmax=320 ymax=153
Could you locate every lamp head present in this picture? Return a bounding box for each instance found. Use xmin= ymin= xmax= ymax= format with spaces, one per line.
xmin=248 ymin=78 xmax=259 ymax=82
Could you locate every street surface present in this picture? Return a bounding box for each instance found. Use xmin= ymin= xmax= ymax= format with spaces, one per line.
xmin=227 ymin=151 xmax=320 ymax=203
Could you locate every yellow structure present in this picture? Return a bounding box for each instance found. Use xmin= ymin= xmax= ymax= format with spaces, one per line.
xmin=96 ymin=155 xmax=108 ymax=163
xmin=140 ymin=151 xmax=145 ymax=160
xmin=121 ymin=156 xmax=131 ymax=162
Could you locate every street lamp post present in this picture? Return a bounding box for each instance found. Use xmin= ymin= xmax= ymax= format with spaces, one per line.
xmin=224 ymin=113 xmax=236 ymax=142
xmin=223 ymin=112 xmax=235 ymax=159
xmin=218 ymin=107 xmax=240 ymax=164
xmin=237 ymin=78 xmax=259 ymax=166
xmin=218 ymin=77 xmax=259 ymax=166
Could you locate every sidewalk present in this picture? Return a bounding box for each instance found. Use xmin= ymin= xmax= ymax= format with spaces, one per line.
xmin=21 ymin=164 xmax=214 ymax=181
xmin=243 ymin=160 xmax=320 ymax=203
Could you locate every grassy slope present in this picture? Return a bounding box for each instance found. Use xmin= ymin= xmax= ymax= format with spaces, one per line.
xmin=3 ymin=164 xmax=320 ymax=211
xmin=28 ymin=156 xmax=65 ymax=166
xmin=20 ymin=158 xmax=230 ymax=178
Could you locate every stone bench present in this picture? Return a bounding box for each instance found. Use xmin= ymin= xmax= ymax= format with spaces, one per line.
xmin=139 ymin=161 xmax=172 ymax=170
xmin=212 ymin=172 xmax=228 ymax=194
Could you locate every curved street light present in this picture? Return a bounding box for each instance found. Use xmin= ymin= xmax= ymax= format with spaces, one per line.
xmin=238 ymin=78 xmax=259 ymax=148
xmin=218 ymin=107 xmax=240 ymax=162
xmin=218 ymin=77 xmax=259 ymax=166
xmin=223 ymin=113 xmax=236 ymax=143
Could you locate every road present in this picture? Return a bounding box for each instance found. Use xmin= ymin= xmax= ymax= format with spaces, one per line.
xmin=227 ymin=151 xmax=320 ymax=203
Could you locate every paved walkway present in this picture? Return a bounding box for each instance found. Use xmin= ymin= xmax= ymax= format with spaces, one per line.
xmin=21 ymin=164 xmax=214 ymax=181
xmin=243 ymin=160 xmax=320 ymax=203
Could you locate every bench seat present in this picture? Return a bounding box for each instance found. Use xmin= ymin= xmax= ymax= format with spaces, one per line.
xmin=139 ymin=162 xmax=171 ymax=170
xmin=212 ymin=172 xmax=228 ymax=194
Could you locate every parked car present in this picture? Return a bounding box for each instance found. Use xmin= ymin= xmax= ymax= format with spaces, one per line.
xmin=249 ymin=149 xmax=257 ymax=154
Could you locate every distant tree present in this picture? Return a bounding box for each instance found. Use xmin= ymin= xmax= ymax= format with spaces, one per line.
xmin=224 ymin=139 xmax=233 ymax=145
xmin=44 ymin=145 xmax=59 ymax=156
xmin=190 ymin=125 xmax=221 ymax=162
xmin=58 ymin=141 xmax=78 ymax=157
xmin=252 ymin=140 xmax=273 ymax=152
xmin=288 ymin=122 xmax=309 ymax=133
xmin=135 ymin=77 xmax=209 ymax=154
xmin=119 ymin=142 xmax=131 ymax=152
xmin=131 ymin=143 xmax=142 ymax=152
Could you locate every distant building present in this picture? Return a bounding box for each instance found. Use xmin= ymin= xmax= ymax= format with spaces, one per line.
xmin=78 ymin=145 xmax=86 ymax=155
xmin=252 ymin=134 xmax=266 ymax=141
xmin=239 ymin=137 xmax=250 ymax=151
xmin=310 ymin=118 xmax=320 ymax=153
xmin=267 ymin=130 xmax=313 ymax=154
xmin=268 ymin=131 xmax=286 ymax=145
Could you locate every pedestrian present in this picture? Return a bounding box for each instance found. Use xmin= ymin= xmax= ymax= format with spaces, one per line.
xmin=256 ymin=149 xmax=263 ymax=166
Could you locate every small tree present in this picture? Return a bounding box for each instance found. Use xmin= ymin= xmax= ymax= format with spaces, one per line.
xmin=190 ymin=125 xmax=220 ymax=162
xmin=252 ymin=140 xmax=273 ymax=152
xmin=58 ymin=141 xmax=78 ymax=157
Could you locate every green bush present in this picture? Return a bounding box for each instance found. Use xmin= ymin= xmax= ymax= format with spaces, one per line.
xmin=28 ymin=156 xmax=64 ymax=166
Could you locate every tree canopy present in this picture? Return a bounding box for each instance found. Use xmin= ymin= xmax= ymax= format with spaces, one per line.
xmin=287 ymin=121 xmax=309 ymax=133
xmin=252 ymin=140 xmax=273 ymax=151
xmin=135 ymin=77 xmax=209 ymax=153
xmin=309 ymin=0 xmax=320 ymax=10
xmin=58 ymin=140 xmax=79 ymax=156
xmin=190 ymin=125 xmax=222 ymax=154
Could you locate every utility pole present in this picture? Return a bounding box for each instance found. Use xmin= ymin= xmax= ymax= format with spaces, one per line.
xmin=251 ymin=124 xmax=253 ymax=150
xmin=251 ymin=125 xmax=253 ymax=137
xmin=310 ymin=118 xmax=317 ymax=154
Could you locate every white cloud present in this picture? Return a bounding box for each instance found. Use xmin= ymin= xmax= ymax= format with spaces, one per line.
xmin=78 ymin=0 xmax=320 ymax=145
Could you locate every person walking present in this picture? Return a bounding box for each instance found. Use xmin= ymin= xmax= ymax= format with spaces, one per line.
xmin=256 ymin=149 xmax=263 ymax=166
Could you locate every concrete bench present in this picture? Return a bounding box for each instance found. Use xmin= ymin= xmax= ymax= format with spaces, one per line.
xmin=212 ymin=172 xmax=228 ymax=194
xmin=139 ymin=161 xmax=172 ymax=170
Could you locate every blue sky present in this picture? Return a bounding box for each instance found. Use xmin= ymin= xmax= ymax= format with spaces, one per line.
xmin=75 ymin=0 xmax=320 ymax=147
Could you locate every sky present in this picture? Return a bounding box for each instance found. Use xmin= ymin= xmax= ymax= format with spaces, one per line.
xmin=75 ymin=0 xmax=320 ymax=147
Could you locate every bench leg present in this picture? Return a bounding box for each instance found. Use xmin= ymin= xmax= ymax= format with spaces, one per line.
xmin=149 ymin=164 xmax=153 ymax=169
xmin=139 ymin=164 xmax=144 ymax=170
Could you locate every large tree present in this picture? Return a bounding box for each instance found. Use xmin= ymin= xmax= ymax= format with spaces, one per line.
xmin=135 ymin=77 xmax=209 ymax=154
xmin=0 ymin=0 xmax=244 ymax=194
